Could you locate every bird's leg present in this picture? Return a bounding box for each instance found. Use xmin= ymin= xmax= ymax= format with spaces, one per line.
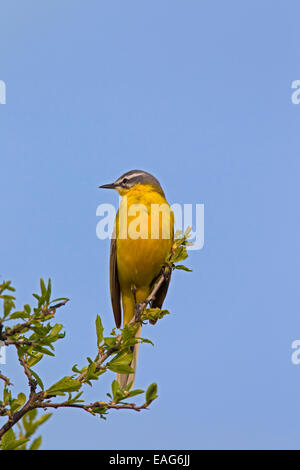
xmin=131 ymin=284 xmax=146 ymax=324
xmin=131 ymin=284 xmax=137 ymax=306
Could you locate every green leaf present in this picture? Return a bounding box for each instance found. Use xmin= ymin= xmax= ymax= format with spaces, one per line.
xmin=35 ymin=412 xmax=52 ymax=427
xmin=32 ymin=345 xmax=55 ymax=357
xmin=21 ymin=411 xmax=52 ymax=441
xmin=10 ymin=392 xmax=27 ymax=413
xmin=9 ymin=310 xmax=30 ymax=320
xmin=140 ymin=337 xmax=154 ymax=346
xmin=146 ymin=383 xmax=158 ymax=404
xmin=46 ymin=278 xmax=51 ymax=303
xmin=49 ymin=297 xmax=69 ymax=304
xmin=171 ymin=246 xmax=188 ymax=263
xmin=47 ymin=376 xmax=81 ymax=395
xmin=27 ymin=353 xmax=43 ymax=368
xmin=24 ymin=304 xmax=31 ymax=314
xmin=0 ymin=281 xmax=15 ymax=294
xmin=95 ymin=315 xmax=104 ymax=346
xmin=174 ymin=264 xmax=192 ymax=272
xmin=17 ymin=392 xmax=27 ymax=406
xmin=92 ymin=405 xmax=108 ymax=418
xmin=29 ymin=369 xmax=44 ymax=391
xmin=32 ymin=293 xmax=43 ymax=308
xmin=104 ymin=337 xmax=117 ymax=349
xmin=107 ymin=351 xmax=134 ymax=374
xmin=142 ymin=308 xmax=169 ymax=323
xmin=48 ymin=323 xmax=63 ymax=339
xmin=111 ymin=379 xmax=121 ymax=401
xmin=27 ymin=408 xmax=38 ymax=421
xmin=0 ymin=427 xmax=16 ymax=450
xmin=66 ymin=391 xmax=84 ymax=404
xmin=108 ymin=363 xmax=135 ymax=374
xmin=0 ymin=428 xmax=28 ymax=450
xmin=40 ymin=278 xmax=46 ymax=299
xmin=184 ymin=226 xmax=192 ymax=238
xmin=2 ymin=437 xmax=29 ymax=450
xmin=111 ymin=380 xmax=126 ymax=402
xmin=29 ymin=436 xmax=42 ymax=450
xmin=85 ymin=362 xmax=99 ymax=381
xmin=174 ymin=229 xmax=183 ymax=239
xmin=3 ymin=386 xmax=11 ymax=405
xmin=3 ymin=299 xmax=15 ymax=318
xmin=126 ymin=389 xmax=144 ymax=398
xmin=121 ymin=324 xmax=139 ymax=344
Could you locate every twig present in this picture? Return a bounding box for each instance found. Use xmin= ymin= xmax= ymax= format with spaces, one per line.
xmin=49 ymin=299 xmax=69 ymax=310
xmin=133 ymin=265 xmax=171 ymax=322
xmin=4 ymin=339 xmax=37 ymax=347
xmin=2 ymin=319 xmax=33 ymax=339
xmin=1 ymin=300 xmax=69 ymax=341
xmin=37 ymin=400 xmax=148 ymax=413
xmin=77 ymin=344 xmax=119 ymax=383
xmin=18 ymin=354 xmax=36 ymax=396
xmin=0 ymin=373 xmax=11 ymax=386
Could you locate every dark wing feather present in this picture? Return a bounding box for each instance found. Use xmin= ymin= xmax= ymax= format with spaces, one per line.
xmin=150 ymin=271 xmax=172 ymax=324
xmin=109 ymin=233 xmax=121 ymax=328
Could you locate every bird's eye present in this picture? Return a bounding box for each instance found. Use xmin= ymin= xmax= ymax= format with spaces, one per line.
xmin=122 ymin=178 xmax=128 ymax=185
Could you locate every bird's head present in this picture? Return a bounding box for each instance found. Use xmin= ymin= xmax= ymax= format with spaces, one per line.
xmin=99 ymin=169 xmax=165 ymax=196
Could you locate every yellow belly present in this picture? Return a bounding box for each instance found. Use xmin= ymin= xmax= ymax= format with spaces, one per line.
xmin=116 ymin=186 xmax=174 ymax=325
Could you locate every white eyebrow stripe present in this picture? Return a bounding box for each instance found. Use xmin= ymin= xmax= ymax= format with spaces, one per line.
xmin=116 ymin=172 xmax=145 ymax=183
xmin=126 ymin=172 xmax=144 ymax=179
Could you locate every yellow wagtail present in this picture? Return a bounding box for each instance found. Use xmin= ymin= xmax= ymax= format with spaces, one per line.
xmin=100 ymin=170 xmax=174 ymax=389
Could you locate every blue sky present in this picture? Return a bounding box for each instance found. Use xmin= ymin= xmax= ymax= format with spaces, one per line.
xmin=1 ymin=0 xmax=300 ymax=450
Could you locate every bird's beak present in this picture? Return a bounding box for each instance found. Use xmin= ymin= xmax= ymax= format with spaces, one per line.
xmin=99 ymin=183 xmax=116 ymax=189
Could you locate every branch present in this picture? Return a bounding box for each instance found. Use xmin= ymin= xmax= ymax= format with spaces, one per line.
xmin=18 ymin=354 xmax=36 ymax=396
xmin=77 ymin=263 xmax=172 ymax=384
xmin=0 ymin=269 xmax=171 ymax=438
xmin=0 ymin=230 xmax=192 ymax=446
xmin=0 ymin=390 xmax=148 ymax=439
xmin=36 ymin=399 xmax=148 ymax=413
xmin=0 ymin=395 xmax=36 ymax=439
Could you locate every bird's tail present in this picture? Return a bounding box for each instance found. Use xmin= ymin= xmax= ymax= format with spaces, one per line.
xmin=117 ymin=324 xmax=142 ymax=390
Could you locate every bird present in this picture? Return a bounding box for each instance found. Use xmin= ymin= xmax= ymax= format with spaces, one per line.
xmin=99 ymin=170 xmax=174 ymax=389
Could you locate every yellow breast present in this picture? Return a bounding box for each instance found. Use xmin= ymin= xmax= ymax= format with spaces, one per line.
xmin=115 ymin=184 xmax=174 ymax=323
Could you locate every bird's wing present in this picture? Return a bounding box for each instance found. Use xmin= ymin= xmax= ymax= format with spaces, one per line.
xmin=109 ymin=228 xmax=122 ymax=328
